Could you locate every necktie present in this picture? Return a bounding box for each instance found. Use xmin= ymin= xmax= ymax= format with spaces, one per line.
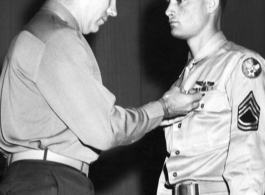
xmin=180 ymin=59 xmax=195 ymax=91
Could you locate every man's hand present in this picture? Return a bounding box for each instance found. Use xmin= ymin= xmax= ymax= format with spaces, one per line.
xmin=159 ymin=86 xmax=202 ymax=119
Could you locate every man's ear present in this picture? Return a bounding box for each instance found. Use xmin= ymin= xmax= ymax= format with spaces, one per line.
xmin=207 ymin=0 xmax=219 ymax=13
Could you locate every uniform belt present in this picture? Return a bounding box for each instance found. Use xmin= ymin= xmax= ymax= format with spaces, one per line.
xmin=176 ymin=181 xmax=228 ymax=195
xmin=7 ymin=149 xmax=89 ymax=176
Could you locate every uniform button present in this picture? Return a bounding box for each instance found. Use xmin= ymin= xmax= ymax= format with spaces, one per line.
xmin=173 ymin=172 xmax=178 ymax=177
xmin=201 ymin=104 xmax=204 ymax=108
xmin=175 ymin=150 xmax=180 ymax=155
xmin=178 ymin=123 xmax=181 ymax=128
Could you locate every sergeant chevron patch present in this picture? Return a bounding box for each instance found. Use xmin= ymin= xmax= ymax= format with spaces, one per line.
xmin=238 ymin=91 xmax=260 ymax=131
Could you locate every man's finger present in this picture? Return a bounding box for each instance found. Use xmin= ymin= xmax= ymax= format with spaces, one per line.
xmin=188 ymin=89 xmax=196 ymax=94
xmin=188 ymin=92 xmax=203 ymax=101
xmin=169 ymin=85 xmax=181 ymax=92
xmin=192 ymin=101 xmax=200 ymax=109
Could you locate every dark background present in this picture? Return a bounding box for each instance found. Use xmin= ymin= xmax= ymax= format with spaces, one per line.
xmin=0 ymin=0 xmax=264 ymax=194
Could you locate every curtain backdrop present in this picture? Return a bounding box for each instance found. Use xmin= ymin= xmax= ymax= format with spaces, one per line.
xmin=0 ymin=0 xmax=264 ymax=194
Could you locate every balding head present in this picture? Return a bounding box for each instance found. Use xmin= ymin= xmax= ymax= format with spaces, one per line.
xmin=51 ymin=0 xmax=117 ymax=34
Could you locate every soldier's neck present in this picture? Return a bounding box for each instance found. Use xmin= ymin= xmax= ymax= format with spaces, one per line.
xmin=188 ymin=26 xmax=220 ymax=58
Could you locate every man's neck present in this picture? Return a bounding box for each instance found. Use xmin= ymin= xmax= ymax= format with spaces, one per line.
xmin=187 ymin=25 xmax=220 ymax=59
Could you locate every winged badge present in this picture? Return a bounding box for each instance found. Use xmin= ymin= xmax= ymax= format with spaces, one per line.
xmin=193 ymin=81 xmax=215 ymax=92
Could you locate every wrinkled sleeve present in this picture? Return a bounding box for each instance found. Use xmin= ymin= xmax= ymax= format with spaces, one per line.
xmin=35 ymin=30 xmax=164 ymax=151
xmin=224 ymin=54 xmax=265 ymax=194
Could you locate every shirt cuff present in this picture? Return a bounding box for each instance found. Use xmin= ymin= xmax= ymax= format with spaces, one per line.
xmin=142 ymin=101 xmax=165 ymax=119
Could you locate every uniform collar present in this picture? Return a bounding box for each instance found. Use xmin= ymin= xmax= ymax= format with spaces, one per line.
xmin=41 ymin=0 xmax=80 ymax=32
xmin=189 ymin=31 xmax=227 ymax=64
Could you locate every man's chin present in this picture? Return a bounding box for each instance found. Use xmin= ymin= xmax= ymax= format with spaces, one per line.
xmin=84 ymin=26 xmax=100 ymax=34
xmin=91 ymin=28 xmax=100 ymax=33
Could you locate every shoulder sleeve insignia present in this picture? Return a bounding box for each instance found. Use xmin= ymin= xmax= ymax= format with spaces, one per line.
xmin=242 ymin=58 xmax=262 ymax=79
xmin=238 ymin=91 xmax=260 ymax=131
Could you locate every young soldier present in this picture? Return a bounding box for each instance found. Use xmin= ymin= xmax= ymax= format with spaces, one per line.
xmin=157 ymin=0 xmax=265 ymax=194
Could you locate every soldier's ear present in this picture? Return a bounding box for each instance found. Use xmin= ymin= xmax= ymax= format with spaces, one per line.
xmin=206 ymin=0 xmax=219 ymax=13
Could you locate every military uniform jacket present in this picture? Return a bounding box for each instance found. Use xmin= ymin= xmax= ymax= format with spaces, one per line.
xmin=157 ymin=32 xmax=265 ymax=195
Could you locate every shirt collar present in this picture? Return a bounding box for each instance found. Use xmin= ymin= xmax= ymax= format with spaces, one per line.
xmin=189 ymin=31 xmax=227 ymax=64
xmin=41 ymin=0 xmax=80 ymax=32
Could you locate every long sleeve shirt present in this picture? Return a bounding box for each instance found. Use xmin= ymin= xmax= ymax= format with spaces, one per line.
xmin=157 ymin=32 xmax=265 ymax=195
xmin=0 ymin=0 xmax=164 ymax=164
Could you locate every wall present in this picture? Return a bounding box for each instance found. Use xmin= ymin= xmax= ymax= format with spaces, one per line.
xmin=0 ymin=0 xmax=264 ymax=194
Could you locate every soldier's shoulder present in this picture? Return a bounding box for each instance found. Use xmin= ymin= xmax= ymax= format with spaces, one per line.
xmin=222 ymin=41 xmax=263 ymax=60
xmin=222 ymin=41 xmax=265 ymax=78
xmin=23 ymin=12 xmax=76 ymax=44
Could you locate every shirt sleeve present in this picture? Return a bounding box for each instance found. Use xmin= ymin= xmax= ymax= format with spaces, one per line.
xmin=224 ymin=53 xmax=265 ymax=194
xmin=35 ymin=29 xmax=164 ymax=151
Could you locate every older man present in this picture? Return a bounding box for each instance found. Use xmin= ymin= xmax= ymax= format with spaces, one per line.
xmin=157 ymin=0 xmax=265 ymax=194
xmin=0 ymin=0 xmax=202 ymax=194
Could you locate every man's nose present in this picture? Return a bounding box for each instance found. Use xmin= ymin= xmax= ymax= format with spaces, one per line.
xmin=165 ymin=3 xmax=173 ymax=18
xmin=107 ymin=0 xmax=117 ymax=17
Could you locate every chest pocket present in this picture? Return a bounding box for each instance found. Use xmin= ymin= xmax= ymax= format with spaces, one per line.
xmin=199 ymin=89 xmax=231 ymax=112
xmin=186 ymin=89 xmax=231 ymax=150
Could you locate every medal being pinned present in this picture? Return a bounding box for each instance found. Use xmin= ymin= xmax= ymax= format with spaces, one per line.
xmin=242 ymin=58 xmax=262 ymax=79
xmin=193 ymin=81 xmax=215 ymax=92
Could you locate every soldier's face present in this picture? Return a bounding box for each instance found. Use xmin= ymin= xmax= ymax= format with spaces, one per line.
xmin=165 ymin=0 xmax=209 ymax=41
xmin=80 ymin=0 xmax=117 ymax=34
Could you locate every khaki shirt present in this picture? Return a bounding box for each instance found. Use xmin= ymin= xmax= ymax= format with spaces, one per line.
xmin=0 ymin=0 xmax=164 ymax=164
xmin=157 ymin=32 xmax=265 ymax=195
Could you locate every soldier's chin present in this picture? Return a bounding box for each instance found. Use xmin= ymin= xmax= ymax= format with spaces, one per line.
xmin=171 ymin=30 xmax=185 ymax=39
xmin=171 ymin=30 xmax=179 ymax=38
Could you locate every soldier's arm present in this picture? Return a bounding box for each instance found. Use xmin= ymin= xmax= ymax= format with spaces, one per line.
xmin=223 ymin=54 xmax=265 ymax=195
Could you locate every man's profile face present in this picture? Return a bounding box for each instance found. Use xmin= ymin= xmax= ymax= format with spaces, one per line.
xmin=165 ymin=0 xmax=209 ymax=40
xmin=79 ymin=0 xmax=117 ymax=34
